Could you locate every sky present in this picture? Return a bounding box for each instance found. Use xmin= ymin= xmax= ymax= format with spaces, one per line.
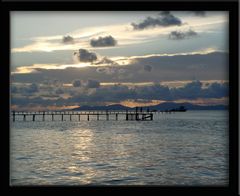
xmin=10 ymin=11 xmax=229 ymax=111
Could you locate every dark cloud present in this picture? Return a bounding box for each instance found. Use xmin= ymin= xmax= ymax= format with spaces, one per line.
xmin=143 ymin=65 xmax=152 ymax=72
xmin=90 ymin=36 xmax=117 ymax=47
xmin=202 ymin=82 xmax=228 ymax=98
xmin=21 ymin=83 xmax=39 ymax=95
xmin=118 ymin=69 xmax=126 ymax=74
xmin=75 ymin=49 xmax=97 ymax=62
xmin=190 ymin=11 xmax=206 ymax=17
xmin=28 ymin=83 xmax=39 ymax=93
xmin=134 ymin=83 xmax=172 ymax=100
xmin=168 ymin=29 xmax=198 ymax=40
xmin=132 ymin=11 xmax=182 ymax=30
xmin=62 ymin=35 xmax=74 ymax=44
xmin=172 ymin=80 xmax=202 ymax=99
xmin=73 ymin=79 xmax=100 ymax=89
xmin=96 ymin=67 xmax=108 ymax=74
xmin=103 ymin=81 xmax=227 ymax=101
xmin=85 ymin=79 xmax=100 ymax=88
xmin=95 ymin=66 xmax=126 ymax=76
xmin=55 ymin=88 xmax=64 ymax=94
xmin=172 ymin=80 xmax=228 ymax=99
xmin=11 ymin=96 xmax=67 ymax=107
xmin=12 ymin=52 xmax=228 ymax=84
xmin=85 ymin=85 xmax=136 ymax=102
xmin=96 ymin=67 xmax=116 ymax=75
xmin=72 ymin=80 xmax=81 ymax=87
xmin=42 ymin=79 xmax=62 ymax=87
xmin=94 ymin=57 xmax=118 ymax=66
xmin=10 ymin=83 xmax=39 ymax=96
xmin=129 ymin=52 xmax=228 ymax=82
xmin=11 ymin=81 xmax=228 ymax=109
xmin=40 ymin=94 xmax=60 ymax=99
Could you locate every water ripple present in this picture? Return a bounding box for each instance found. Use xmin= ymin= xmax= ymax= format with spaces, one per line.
xmin=10 ymin=111 xmax=228 ymax=186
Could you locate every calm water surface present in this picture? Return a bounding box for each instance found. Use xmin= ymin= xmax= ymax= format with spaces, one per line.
xmin=10 ymin=110 xmax=228 ymax=186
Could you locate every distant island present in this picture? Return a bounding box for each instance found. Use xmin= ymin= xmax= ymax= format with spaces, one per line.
xmin=71 ymin=102 xmax=228 ymax=111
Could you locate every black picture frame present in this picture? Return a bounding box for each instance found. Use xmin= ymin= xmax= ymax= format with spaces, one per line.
xmin=2 ymin=1 xmax=238 ymax=195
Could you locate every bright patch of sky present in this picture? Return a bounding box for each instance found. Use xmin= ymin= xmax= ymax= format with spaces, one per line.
xmin=11 ymin=11 xmax=228 ymax=68
xmin=10 ymin=11 xmax=229 ymax=110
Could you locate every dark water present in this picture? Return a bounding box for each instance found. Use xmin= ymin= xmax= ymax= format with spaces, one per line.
xmin=10 ymin=110 xmax=228 ymax=186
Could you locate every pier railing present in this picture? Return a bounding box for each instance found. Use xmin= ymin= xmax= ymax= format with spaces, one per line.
xmin=10 ymin=110 xmax=155 ymax=122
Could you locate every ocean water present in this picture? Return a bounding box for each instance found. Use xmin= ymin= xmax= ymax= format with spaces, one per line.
xmin=10 ymin=110 xmax=229 ymax=186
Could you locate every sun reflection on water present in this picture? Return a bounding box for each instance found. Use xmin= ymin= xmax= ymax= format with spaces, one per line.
xmin=67 ymin=128 xmax=99 ymax=184
xmin=11 ymin=112 xmax=229 ymax=185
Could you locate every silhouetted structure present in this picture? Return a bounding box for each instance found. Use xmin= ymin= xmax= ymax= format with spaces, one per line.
xmin=11 ymin=110 xmax=154 ymax=122
xmin=169 ymin=106 xmax=187 ymax=112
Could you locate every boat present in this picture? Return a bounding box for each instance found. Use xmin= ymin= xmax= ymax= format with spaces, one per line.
xmin=170 ymin=106 xmax=187 ymax=112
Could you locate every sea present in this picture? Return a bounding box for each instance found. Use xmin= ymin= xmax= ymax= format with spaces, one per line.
xmin=10 ymin=110 xmax=229 ymax=186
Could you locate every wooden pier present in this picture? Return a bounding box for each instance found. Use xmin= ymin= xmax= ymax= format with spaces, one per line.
xmin=11 ymin=110 xmax=154 ymax=122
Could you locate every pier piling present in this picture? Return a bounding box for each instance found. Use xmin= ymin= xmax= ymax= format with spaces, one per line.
xmin=12 ymin=110 xmax=155 ymax=122
xmin=13 ymin=111 xmax=15 ymax=122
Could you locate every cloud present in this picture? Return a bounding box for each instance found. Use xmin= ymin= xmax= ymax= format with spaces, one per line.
xmin=72 ymin=80 xmax=81 ymax=87
xmin=172 ymin=80 xmax=228 ymax=99
xmin=62 ymin=35 xmax=74 ymax=44
xmin=83 ymin=84 xmax=136 ymax=102
xmin=202 ymin=82 xmax=228 ymax=98
xmin=74 ymin=49 xmax=98 ymax=62
xmin=90 ymin=35 xmax=117 ymax=47
xmin=10 ymin=80 xmax=228 ymax=110
xmin=12 ymin=13 xmax=226 ymax=54
xmin=85 ymin=79 xmax=100 ymax=88
xmin=128 ymin=51 xmax=228 ymax=82
xmin=132 ymin=81 xmax=227 ymax=101
xmin=118 ymin=69 xmax=126 ymax=74
xmin=11 ymin=96 xmax=65 ymax=107
xmin=10 ymin=83 xmax=39 ymax=97
xmin=73 ymin=79 xmax=100 ymax=88
xmin=143 ymin=65 xmax=152 ymax=72
xmin=94 ymin=57 xmax=118 ymax=66
xmin=20 ymin=83 xmax=39 ymax=95
xmin=168 ymin=29 xmax=198 ymax=40
xmin=42 ymin=79 xmax=63 ymax=87
xmin=55 ymin=88 xmax=64 ymax=94
xmin=12 ymin=51 xmax=228 ymax=84
xmin=132 ymin=11 xmax=182 ymax=30
xmin=134 ymin=83 xmax=172 ymax=100
xmin=95 ymin=66 xmax=126 ymax=76
xmin=172 ymin=80 xmax=202 ymax=99
xmin=28 ymin=83 xmax=39 ymax=92
xmin=96 ymin=67 xmax=116 ymax=75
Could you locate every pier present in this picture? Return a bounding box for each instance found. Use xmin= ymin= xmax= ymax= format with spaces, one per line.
xmin=11 ymin=110 xmax=154 ymax=122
